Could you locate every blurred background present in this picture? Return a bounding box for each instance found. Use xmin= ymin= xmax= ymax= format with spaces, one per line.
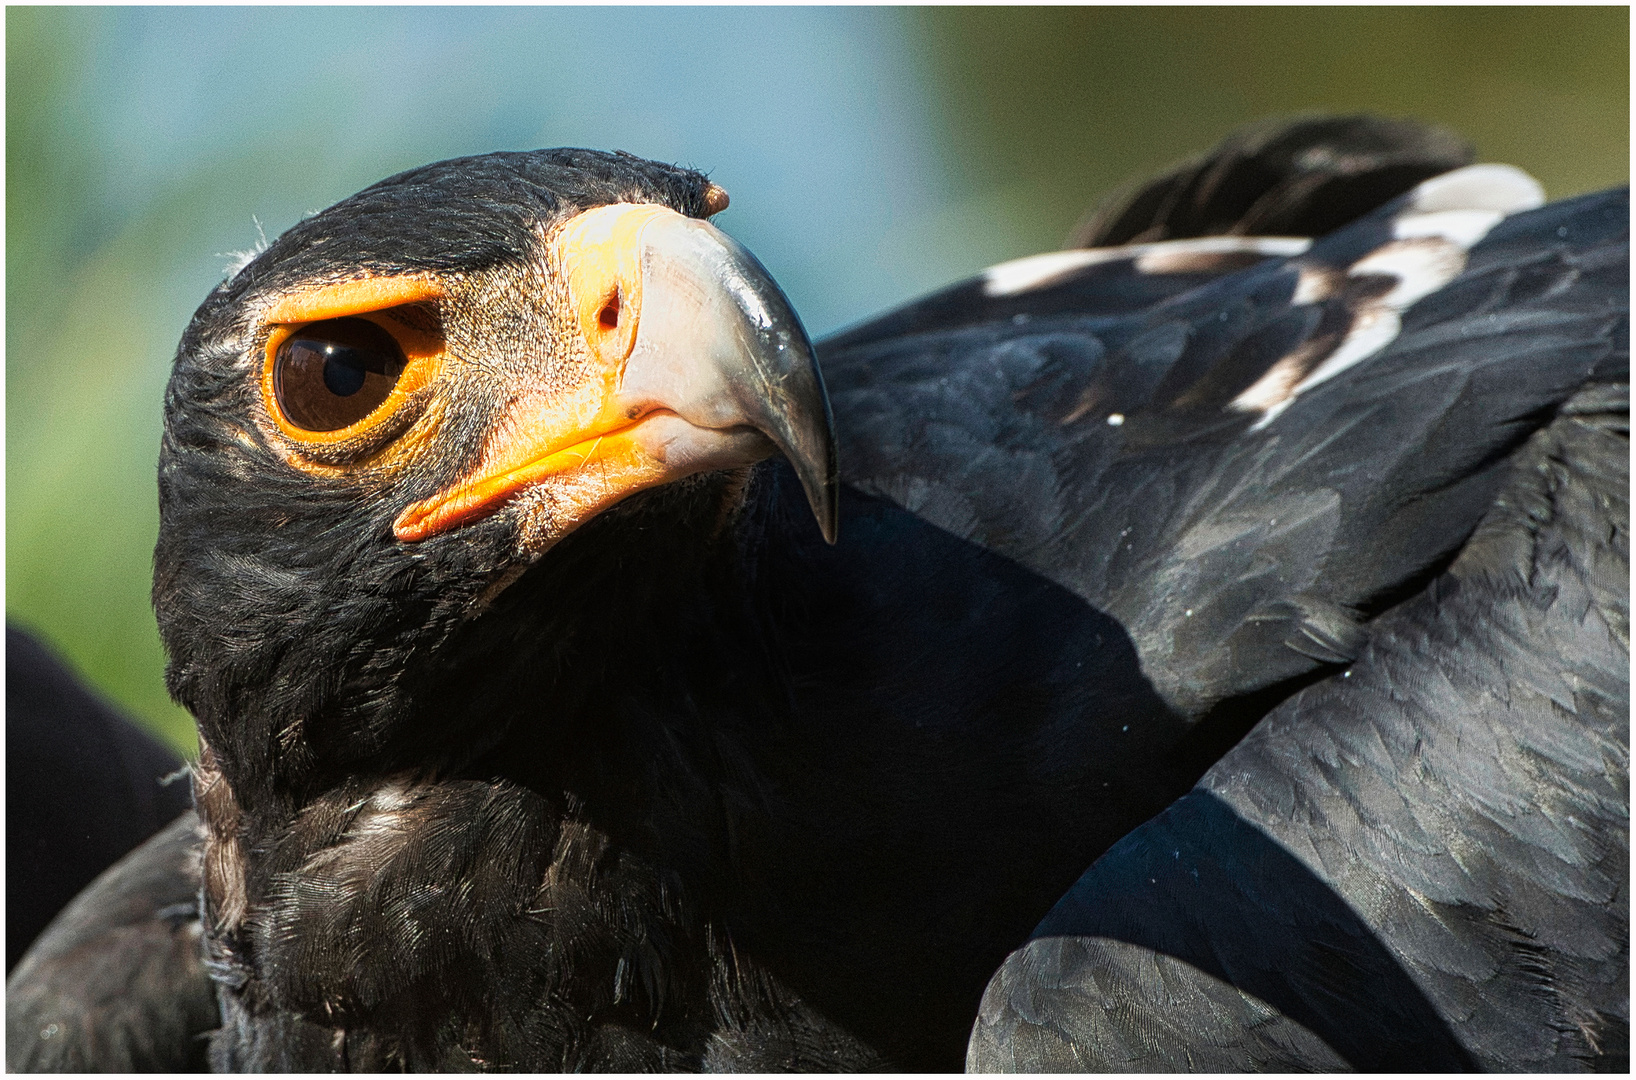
xmin=7 ymin=7 xmax=1628 ymax=756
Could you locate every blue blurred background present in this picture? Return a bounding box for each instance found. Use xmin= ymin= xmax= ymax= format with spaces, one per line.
xmin=7 ymin=7 xmax=1628 ymax=754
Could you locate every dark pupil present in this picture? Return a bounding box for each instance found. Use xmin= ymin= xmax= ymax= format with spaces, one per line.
xmin=273 ymin=317 xmax=407 ymax=432
xmin=321 ymin=345 xmax=371 ymax=397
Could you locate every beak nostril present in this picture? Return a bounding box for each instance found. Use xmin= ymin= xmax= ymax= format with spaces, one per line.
xmin=598 ymin=291 xmax=621 ymax=331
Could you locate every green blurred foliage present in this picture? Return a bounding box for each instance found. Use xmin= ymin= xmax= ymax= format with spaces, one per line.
xmin=9 ymin=8 xmax=210 ymax=753
xmin=911 ymin=6 xmax=1629 ymax=260
xmin=6 ymin=7 xmax=1628 ymax=759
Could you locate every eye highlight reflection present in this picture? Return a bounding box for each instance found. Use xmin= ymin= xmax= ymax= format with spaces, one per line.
xmin=272 ymin=317 xmax=408 ymax=432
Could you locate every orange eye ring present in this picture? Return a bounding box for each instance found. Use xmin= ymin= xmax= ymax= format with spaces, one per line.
xmin=261 ymin=313 xmax=444 ymax=450
xmin=257 ymin=277 xmax=449 ymax=453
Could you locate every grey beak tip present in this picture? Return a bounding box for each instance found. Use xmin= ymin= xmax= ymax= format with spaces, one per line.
xmin=685 ymin=216 xmax=840 ymax=545
xmin=792 ymin=448 xmax=838 ymax=544
xmin=819 ymin=485 xmax=840 ymax=545
xmin=810 ymin=410 xmax=840 ymax=545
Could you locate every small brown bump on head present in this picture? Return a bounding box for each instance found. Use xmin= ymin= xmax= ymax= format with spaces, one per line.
xmin=703 ymin=184 xmax=730 ymax=216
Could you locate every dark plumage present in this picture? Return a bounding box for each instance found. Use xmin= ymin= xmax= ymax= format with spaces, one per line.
xmin=968 ymin=381 xmax=1629 ymax=1071
xmin=6 ymin=815 xmax=213 ymax=1072
xmin=5 ymin=626 xmax=193 ymax=970
xmin=7 ymin=118 xmax=1627 ymax=1072
xmin=1069 ymin=113 xmax=1476 ymax=246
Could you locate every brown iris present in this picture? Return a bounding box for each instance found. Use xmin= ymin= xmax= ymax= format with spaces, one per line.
xmin=272 ymin=317 xmax=408 ymax=432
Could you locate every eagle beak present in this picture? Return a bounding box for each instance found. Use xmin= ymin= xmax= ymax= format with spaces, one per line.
xmin=394 ymin=203 xmax=838 ymax=546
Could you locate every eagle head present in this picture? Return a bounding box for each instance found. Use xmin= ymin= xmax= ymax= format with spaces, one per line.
xmin=154 ymin=149 xmax=836 ymax=811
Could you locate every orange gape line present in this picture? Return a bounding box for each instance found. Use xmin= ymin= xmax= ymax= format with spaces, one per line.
xmin=392 ymin=423 xmax=668 ymax=541
xmin=265 ymin=275 xmax=448 ymax=325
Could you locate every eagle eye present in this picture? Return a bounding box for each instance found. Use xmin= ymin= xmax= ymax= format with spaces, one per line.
xmin=272 ymin=317 xmax=408 ymax=432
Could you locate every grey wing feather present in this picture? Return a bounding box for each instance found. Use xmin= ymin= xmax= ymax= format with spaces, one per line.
xmin=969 ymin=386 xmax=1629 ymax=1071
xmin=7 ymin=811 xmax=218 ymax=1072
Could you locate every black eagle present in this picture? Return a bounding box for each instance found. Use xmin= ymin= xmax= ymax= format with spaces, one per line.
xmin=8 ymin=117 xmax=1627 ymax=1071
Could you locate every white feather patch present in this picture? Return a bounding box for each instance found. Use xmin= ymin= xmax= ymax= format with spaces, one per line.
xmin=1408 ymin=163 xmax=1545 ymax=215
xmin=1350 ymin=238 xmax=1468 ymax=309
xmin=1132 ymin=236 xmax=1310 ymax=274
xmin=1392 ymin=208 xmax=1506 ymax=248
xmin=981 ymin=236 xmax=1310 ymax=297
xmin=1291 ymin=265 xmax=1340 ymax=305
xmin=1238 ymin=164 xmax=1544 ymax=429
xmin=983 ymin=251 xmax=1112 ymax=297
